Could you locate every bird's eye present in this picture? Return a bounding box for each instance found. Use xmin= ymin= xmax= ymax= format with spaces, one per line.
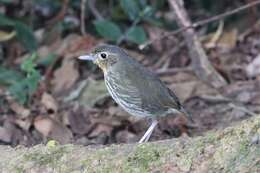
xmin=100 ymin=53 xmax=107 ymax=59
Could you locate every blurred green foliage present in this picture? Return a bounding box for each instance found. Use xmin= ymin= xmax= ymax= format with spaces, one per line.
xmin=0 ymin=14 xmax=38 ymax=51
xmin=93 ymin=0 xmax=156 ymax=44
xmin=94 ymin=20 xmax=123 ymax=42
xmin=9 ymin=53 xmax=41 ymax=104
xmin=6 ymin=53 xmax=41 ymax=105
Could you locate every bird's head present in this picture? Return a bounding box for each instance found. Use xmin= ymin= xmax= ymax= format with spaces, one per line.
xmin=78 ymin=44 xmax=127 ymax=74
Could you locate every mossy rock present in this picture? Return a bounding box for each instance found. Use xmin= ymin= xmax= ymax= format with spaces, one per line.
xmin=0 ymin=116 xmax=259 ymax=173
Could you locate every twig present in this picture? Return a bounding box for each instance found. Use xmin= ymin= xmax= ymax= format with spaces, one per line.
xmin=139 ymin=0 xmax=260 ymax=49
xmin=168 ymin=0 xmax=227 ymax=88
xmin=88 ymin=0 xmax=104 ymax=20
xmin=153 ymin=41 xmax=186 ymax=69
xmin=156 ymin=67 xmax=193 ymax=75
xmin=46 ymin=0 xmax=69 ymax=26
xmin=204 ymin=20 xmax=224 ymax=49
xmin=229 ymin=103 xmax=258 ymax=117
xmin=81 ymin=0 xmax=87 ymax=36
xmin=117 ymin=6 xmax=153 ymax=45
xmin=117 ymin=18 xmax=140 ymax=45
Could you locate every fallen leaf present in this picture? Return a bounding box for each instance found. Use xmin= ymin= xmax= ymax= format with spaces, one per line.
xmin=108 ymin=106 xmax=129 ymax=118
xmin=145 ymin=26 xmax=166 ymax=52
xmin=68 ymin=108 xmax=92 ymax=135
xmin=37 ymin=46 xmax=50 ymax=58
xmin=56 ymin=34 xmax=97 ymax=58
xmin=0 ymin=126 xmax=12 ymax=143
xmin=14 ymin=117 xmax=32 ymax=131
xmin=41 ymin=92 xmax=58 ymax=113
xmin=204 ymin=21 xmax=224 ymax=49
xmin=79 ymin=79 xmax=108 ymax=107
xmin=160 ymin=116 xmax=189 ymax=137
xmin=170 ymin=81 xmax=196 ymax=102
xmin=115 ymin=130 xmax=136 ymax=143
xmin=88 ymin=124 xmax=113 ymax=138
xmin=1 ymin=120 xmax=23 ymax=146
xmin=0 ymin=30 xmax=16 ymax=42
xmin=52 ymin=57 xmax=79 ymax=95
xmin=34 ymin=116 xmax=73 ymax=144
xmin=246 ymin=54 xmax=260 ymax=77
xmin=217 ymin=28 xmax=238 ymax=50
xmin=9 ymin=101 xmax=30 ymax=118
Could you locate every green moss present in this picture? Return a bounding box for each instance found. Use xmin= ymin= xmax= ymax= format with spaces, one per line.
xmin=81 ymin=146 xmax=123 ymax=173
xmin=205 ymin=131 xmax=217 ymax=143
xmin=125 ymin=143 xmax=165 ymax=172
xmin=211 ymin=117 xmax=260 ymax=172
xmin=175 ymin=138 xmax=204 ymax=171
xmin=81 ymin=143 xmax=168 ymax=173
xmin=14 ymin=166 xmax=25 ymax=173
xmin=23 ymin=145 xmax=69 ymax=167
xmin=2 ymin=116 xmax=259 ymax=173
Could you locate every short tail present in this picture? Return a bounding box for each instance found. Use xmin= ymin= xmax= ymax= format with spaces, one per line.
xmin=180 ymin=106 xmax=194 ymax=123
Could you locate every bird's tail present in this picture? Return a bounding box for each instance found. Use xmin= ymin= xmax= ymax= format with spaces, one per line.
xmin=180 ymin=106 xmax=194 ymax=123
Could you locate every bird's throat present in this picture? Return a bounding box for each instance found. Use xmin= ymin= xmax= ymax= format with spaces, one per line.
xmin=97 ymin=63 xmax=108 ymax=75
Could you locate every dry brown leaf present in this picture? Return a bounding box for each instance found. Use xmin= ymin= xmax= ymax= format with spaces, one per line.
xmin=145 ymin=26 xmax=166 ymax=52
xmin=56 ymin=34 xmax=97 ymax=58
xmin=52 ymin=58 xmax=79 ymax=95
xmin=9 ymin=101 xmax=30 ymax=118
xmin=0 ymin=126 xmax=12 ymax=143
xmin=79 ymin=79 xmax=108 ymax=107
xmin=193 ymin=82 xmax=219 ymax=97
xmin=68 ymin=109 xmax=92 ymax=135
xmin=217 ymin=29 xmax=238 ymax=49
xmin=115 ymin=130 xmax=136 ymax=143
xmin=160 ymin=116 xmax=189 ymax=137
xmin=34 ymin=116 xmax=73 ymax=144
xmin=108 ymin=106 xmax=128 ymax=117
xmin=170 ymin=81 xmax=197 ymax=102
xmin=41 ymin=92 xmax=58 ymax=113
xmin=0 ymin=30 xmax=16 ymax=42
xmin=204 ymin=21 xmax=224 ymax=49
xmin=14 ymin=117 xmax=32 ymax=131
xmin=203 ymin=28 xmax=237 ymax=50
xmin=37 ymin=46 xmax=50 ymax=58
xmin=0 ymin=121 xmax=22 ymax=145
xmin=88 ymin=124 xmax=113 ymax=138
xmin=246 ymin=54 xmax=260 ymax=77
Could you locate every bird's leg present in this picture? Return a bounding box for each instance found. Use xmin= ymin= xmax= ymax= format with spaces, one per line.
xmin=138 ymin=120 xmax=158 ymax=143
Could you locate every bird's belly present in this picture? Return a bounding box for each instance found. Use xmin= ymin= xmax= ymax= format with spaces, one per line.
xmin=105 ymin=77 xmax=152 ymax=117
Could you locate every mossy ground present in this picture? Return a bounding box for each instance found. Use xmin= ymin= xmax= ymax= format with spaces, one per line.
xmin=0 ymin=116 xmax=259 ymax=173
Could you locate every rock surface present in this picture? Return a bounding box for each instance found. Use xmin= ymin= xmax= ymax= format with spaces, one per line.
xmin=0 ymin=116 xmax=259 ymax=173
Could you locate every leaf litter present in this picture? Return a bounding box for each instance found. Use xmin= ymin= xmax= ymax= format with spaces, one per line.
xmin=0 ymin=5 xmax=259 ymax=147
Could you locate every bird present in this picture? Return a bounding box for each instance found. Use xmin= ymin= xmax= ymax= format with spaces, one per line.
xmin=78 ymin=44 xmax=193 ymax=143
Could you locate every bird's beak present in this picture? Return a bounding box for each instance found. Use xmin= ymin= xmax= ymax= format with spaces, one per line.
xmin=78 ymin=54 xmax=95 ymax=61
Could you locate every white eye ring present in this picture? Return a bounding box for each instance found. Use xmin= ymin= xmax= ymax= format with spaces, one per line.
xmin=99 ymin=52 xmax=108 ymax=59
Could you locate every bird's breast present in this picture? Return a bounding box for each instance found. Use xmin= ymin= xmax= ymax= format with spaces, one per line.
xmin=104 ymin=72 xmax=152 ymax=117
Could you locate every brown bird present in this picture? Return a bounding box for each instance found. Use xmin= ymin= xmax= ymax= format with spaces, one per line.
xmin=79 ymin=44 xmax=193 ymax=143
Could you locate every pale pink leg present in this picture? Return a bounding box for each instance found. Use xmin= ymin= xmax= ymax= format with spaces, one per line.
xmin=138 ymin=120 xmax=158 ymax=143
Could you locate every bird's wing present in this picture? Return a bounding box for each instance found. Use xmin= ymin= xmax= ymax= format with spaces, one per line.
xmin=123 ymin=60 xmax=181 ymax=113
xmin=117 ymin=56 xmax=193 ymax=121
